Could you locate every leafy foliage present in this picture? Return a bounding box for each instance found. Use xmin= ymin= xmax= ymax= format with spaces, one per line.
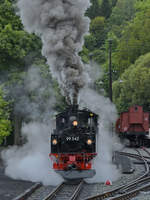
xmin=86 ymin=0 xmax=101 ymax=19
xmin=113 ymin=53 xmax=150 ymax=112
xmin=0 ymin=0 xmax=41 ymax=69
xmin=101 ymin=0 xmax=111 ymax=18
xmin=0 ymin=24 xmax=41 ymax=68
xmin=113 ymin=6 xmax=150 ymax=75
xmin=83 ymin=0 xmax=150 ymax=113
xmin=90 ymin=16 xmax=106 ymax=48
xmin=0 ymin=87 xmax=11 ymax=144
xmin=0 ymin=0 xmax=22 ymax=30
xmin=108 ymin=0 xmax=136 ymax=38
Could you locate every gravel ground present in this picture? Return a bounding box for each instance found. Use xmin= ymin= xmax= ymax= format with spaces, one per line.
xmin=78 ymin=147 xmax=149 ymax=200
xmin=0 ymin=162 xmax=34 ymax=200
xmin=26 ymin=185 xmax=55 ymax=200
xmin=121 ymin=147 xmax=150 ymax=200
xmin=78 ymin=163 xmax=145 ymax=200
xmin=127 ymin=147 xmax=150 ymax=200
xmin=132 ymin=191 xmax=150 ymax=200
xmin=0 ymin=147 xmax=35 ymax=200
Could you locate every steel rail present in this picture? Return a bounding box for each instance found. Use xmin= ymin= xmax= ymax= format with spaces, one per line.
xmin=108 ymin=148 xmax=150 ymax=200
xmin=118 ymin=151 xmax=150 ymax=160
xmin=116 ymin=149 xmax=149 ymax=193
xmin=13 ymin=183 xmax=42 ymax=200
xmin=43 ymin=182 xmax=65 ymax=200
xmin=118 ymin=149 xmax=149 ymax=190
xmin=43 ymin=180 xmax=84 ymax=200
xmin=70 ymin=180 xmax=84 ymax=200
xmin=109 ymin=182 xmax=150 ymax=200
xmin=141 ymin=147 xmax=150 ymax=157
xmin=84 ymin=151 xmax=150 ymax=200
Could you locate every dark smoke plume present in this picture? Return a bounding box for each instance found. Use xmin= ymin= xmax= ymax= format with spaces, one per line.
xmin=17 ymin=0 xmax=91 ymax=104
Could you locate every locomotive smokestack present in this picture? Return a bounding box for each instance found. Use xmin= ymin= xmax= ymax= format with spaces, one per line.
xmin=73 ymin=91 xmax=78 ymax=105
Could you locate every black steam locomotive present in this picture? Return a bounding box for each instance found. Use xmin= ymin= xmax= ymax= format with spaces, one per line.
xmin=50 ymin=105 xmax=98 ymax=179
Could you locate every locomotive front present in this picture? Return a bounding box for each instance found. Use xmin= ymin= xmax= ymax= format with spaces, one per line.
xmin=50 ymin=105 xmax=98 ymax=179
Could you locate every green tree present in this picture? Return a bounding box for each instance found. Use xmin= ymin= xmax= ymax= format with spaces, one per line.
xmin=111 ymin=0 xmax=118 ymax=7
xmin=86 ymin=0 xmax=101 ymax=19
xmin=79 ymin=46 xmax=90 ymax=63
xmin=113 ymin=53 xmax=150 ymax=112
xmin=0 ymin=87 xmax=11 ymax=144
xmin=113 ymin=6 xmax=150 ymax=75
xmin=81 ymin=16 xmax=107 ymax=65
xmin=0 ymin=24 xmax=41 ymax=69
xmin=135 ymin=0 xmax=150 ymax=12
xmin=90 ymin=16 xmax=106 ymax=48
xmin=101 ymin=0 xmax=111 ymax=18
xmin=84 ymin=35 xmax=97 ymax=51
xmin=0 ymin=0 xmax=22 ymax=30
xmin=108 ymin=0 xmax=137 ymax=38
xmin=0 ymin=0 xmax=41 ymax=70
xmin=0 ymin=0 xmax=42 ymax=144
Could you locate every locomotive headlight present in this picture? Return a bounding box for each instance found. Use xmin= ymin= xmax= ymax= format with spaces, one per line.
xmin=52 ymin=139 xmax=57 ymax=145
xmin=73 ymin=120 xmax=78 ymax=126
xmin=90 ymin=113 xmax=94 ymax=117
xmin=87 ymin=139 xmax=92 ymax=145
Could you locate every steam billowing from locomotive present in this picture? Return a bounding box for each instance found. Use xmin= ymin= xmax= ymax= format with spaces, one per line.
xmin=17 ymin=0 xmax=91 ymax=104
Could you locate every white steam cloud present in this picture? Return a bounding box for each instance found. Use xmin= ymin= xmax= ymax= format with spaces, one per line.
xmin=19 ymin=66 xmax=56 ymax=122
xmin=1 ymin=65 xmax=64 ymax=185
xmin=17 ymin=0 xmax=91 ymax=104
xmin=2 ymin=123 xmax=63 ymax=185
xmin=2 ymin=72 xmax=120 ymax=185
xmin=79 ymin=88 xmax=120 ymax=183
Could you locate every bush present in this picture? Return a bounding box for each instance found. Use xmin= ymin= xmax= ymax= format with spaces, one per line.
xmin=0 ymin=87 xmax=11 ymax=144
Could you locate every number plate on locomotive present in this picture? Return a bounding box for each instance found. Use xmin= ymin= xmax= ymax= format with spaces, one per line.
xmin=66 ymin=136 xmax=79 ymax=141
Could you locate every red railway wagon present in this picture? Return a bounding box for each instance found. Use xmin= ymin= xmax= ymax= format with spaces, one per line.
xmin=116 ymin=105 xmax=149 ymax=146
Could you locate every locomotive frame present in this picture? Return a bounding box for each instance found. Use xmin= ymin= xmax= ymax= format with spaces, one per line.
xmin=50 ymin=105 xmax=98 ymax=179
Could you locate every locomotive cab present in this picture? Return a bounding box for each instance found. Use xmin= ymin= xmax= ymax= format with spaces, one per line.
xmin=50 ymin=105 xmax=98 ymax=179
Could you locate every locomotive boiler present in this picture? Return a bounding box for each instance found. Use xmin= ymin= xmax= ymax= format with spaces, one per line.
xmin=50 ymin=105 xmax=98 ymax=179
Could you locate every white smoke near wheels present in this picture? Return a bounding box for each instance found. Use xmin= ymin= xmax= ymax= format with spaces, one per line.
xmin=79 ymin=88 xmax=121 ymax=183
xmin=17 ymin=0 xmax=91 ymax=104
xmin=1 ymin=123 xmax=63 ymax=185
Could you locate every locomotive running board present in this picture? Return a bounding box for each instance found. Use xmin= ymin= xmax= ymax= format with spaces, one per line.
xmin=56 ymin=169 xmax=96 ymax=179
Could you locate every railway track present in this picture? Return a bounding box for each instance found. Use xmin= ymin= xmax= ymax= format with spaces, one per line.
xmin=43 ymin=180 xmax=84 ymax=200
xmin=84 ymin=150 xmax=150 ymax=200
xmin=141 ymin=146 xmax=150 ymax=157
xmin=14 ymin=148 xmax=150 ymax=200
xmin=14 ymin=180 xmax=84 ymax=200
